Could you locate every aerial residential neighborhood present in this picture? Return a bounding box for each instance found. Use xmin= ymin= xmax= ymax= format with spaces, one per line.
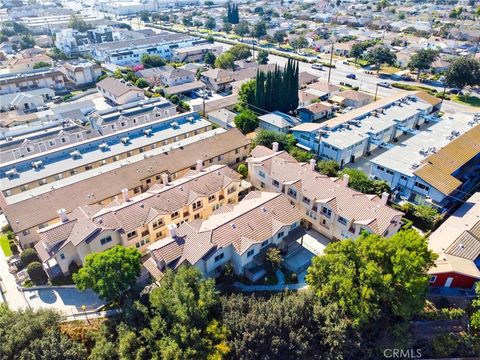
xmin=0 ymin=0 xmax=479 ymax=359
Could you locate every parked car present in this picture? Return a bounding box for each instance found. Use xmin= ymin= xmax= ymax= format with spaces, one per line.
xmin=52 ymin=96 xmax=63 ymax=104
xmin=311 ymin=63 xmax=323 ymax=70
xmin=448 ymin=88 xmax=462 ymax=95
xmin=346 ymin=73 xmax=356 ymax=79
xmin=377 ymin=81 xmax=391 ymax=88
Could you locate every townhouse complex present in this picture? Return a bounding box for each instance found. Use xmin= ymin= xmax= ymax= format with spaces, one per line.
xmin=247 ymin=144 xmax=404 ymax=240
xmin=35 ymin=164 xmax=244 ymax=277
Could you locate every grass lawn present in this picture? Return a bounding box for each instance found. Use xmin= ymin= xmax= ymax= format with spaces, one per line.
xmin=451 ymin=94 xmax=480 ymax=107
xmin=0 ymin=233 xmax=12 ymax=257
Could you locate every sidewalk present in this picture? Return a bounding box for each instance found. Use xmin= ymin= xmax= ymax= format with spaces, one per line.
xmin=0 ymin=247 xmax=29 ymax=310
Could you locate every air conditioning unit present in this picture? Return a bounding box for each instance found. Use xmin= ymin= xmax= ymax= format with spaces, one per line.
xmin=143 ymin=129 xmax=152 ymax=136
xmin=99 ymin=142 xmax=109 ymax=150
xmin=170 ymin=121 xmax=179 ymax=129
xmin=6 ymin=168 xmax=17 ymax=177
xmin=70 ymin=150 xmax=81 ymax=158
xmin=121 ymin=137 xmax=130 ymax=144
xmin=187 ymin=116 xmax=195 ymax=123
xmin=32 ymin=160 xmax=43 ymax=169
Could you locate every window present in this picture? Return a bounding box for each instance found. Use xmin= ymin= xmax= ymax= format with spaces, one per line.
xmin=246 ymin=249 xmax=254 ymax=257
xmin=61 ymin=138 xmax=67 ymax=143
xmin=212 ymin=203 xmax=221 ymax=211
xmin=272 ymin=180 xmax=280 ymax=187
xmin=135 ymin=238 xmax=149 ymax=248
xmin=192 ymin=200 xmax=202 ymax=211
xmin=338 ymin=216 xmax=348 ymax=225
xmin=214 ymin=253 xmax=224 ymax=262
xmin=38 ymin=179 xmax=47 ymax=186
xmin=386 ymin=169 xmax=394 ymax=175
xmin=277 ymin=231 xmax=284 ymax=239
xmin=260 ymin=182 xmax=265 ymax=189
xmin=290 ymin=223 xmax=297 ymax=229
xmin=306 ymin=210 xmax=317 ymax=220
xmin=302 ymin=196 xmax=311 ymax=205
xmin=60 ymin=253 xmax=65 ymax=260
xmin=287 ymin=188 xmax=297 ymax=199
xmin=259 ymin=170 xmax=265 ymax=178
xmin=414 ymin=182 xmax=430 ymax=191
xmin=85 ymin=165 xmax=93 ymax=171
xmin=155 ymin=231 xmax=164 ymax=239
xmin=208 ymin=195 xmax=216 ymax=202
xmin=152 ymin=219 xmax=164 ymax=229
xmin=428 ymin=276 xmax=437 ymax=283
xmin=235 ymin=148 xmax=240 ymax=154
xmin=23 ymin=230 xmax=30 ymax=236
xmin=400 ymin=175 xmax=408 ymax=181
xmin=321 ymin=207 xmax=332 ymax=218
xmin=100 ymin=236 xmax=112 ymax=245
xmin=194 ymin=213 xmax=201 ymax=220
xmin=261 ymin=240 xmax=269 ymax=248
xmin=227 ymin=186 xmax=236 ymax=194
xmin=217 ymin=155 xmax=224 ymax=161
xmin=126 ymin=231 xmax=137 ymax=240
xmin=171 ymin=211 xmax=180 ymax=219
xmin=54 ymin=174 xmax=63 ymax=180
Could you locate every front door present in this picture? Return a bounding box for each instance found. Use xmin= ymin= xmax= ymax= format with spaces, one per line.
xmin=444 ymin=277 xmax=453 ymax=288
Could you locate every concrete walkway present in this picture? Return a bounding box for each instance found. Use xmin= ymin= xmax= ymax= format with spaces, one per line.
xmin=0 ymin=246 xmax=29 ymax=310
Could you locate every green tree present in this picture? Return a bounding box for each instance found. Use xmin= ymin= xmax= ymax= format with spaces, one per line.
xmin=471 ymin=282 xmax=480 ymax=333
xmin=204 ymin=51 xmax=216 ymax=67
xmin=73 ymin=246 xmax=141 ymax=302
xmin=234 ymin=109 xmax=259 ymax=134
xmin=238 ymin=79 xmax=256 ymax=107
xmin=288 ymin=147 xmax=313 ymax=162
xmin=413 ymin=204 xmax=439 ymax=230
xmin=445 ymin=57 xmax=480 ymax=89
xmin=340 ymin=168 xmax=390 ymax=196
xmin=408 ymin=48 xmax=439 ymax=80
xmin=27 ymin=261 xmax=48 ymax=285
xmin=257 ymin=49 xmax=269 ymax=65
xmin=0 ymin=307 xmax=87 ymax=360
xmin=140 ymin=53 xmax=166 ymax=68
xmin=252 ymin=21 xmax=267 ymax=40
xmin=20 ymin=248 xmax=40 ymax=266
xmin=194 ymin=20 xmax=203 ymax=30
xmin=365 ymin=45 xmax=397 ymax=72
xmin=222 ymin=21 xmax=232 ymax=34
xmin=214 ymin=52 xmax=235 ymax=70
xmin=19 ymin=34 xmax=35 ymax=50
xmin=68 ymin=15 xmax=91 ymax=32
xmin=147 ymin=266 xmax=229 ymax=359
xmin=33 ymin=61 xmax=52 ymax=69
xmin=237 ymin=163 xmax=248 ymax=178
xmin=227 ymin=44 xmax=252 ymax=60
xmin=204 ymin=17 xmax=216 ymax=32
xmin=290 ymin=36 xmax=308 ymax=53
xmin=182 ymin=15 xmax=193 ymax=27
xmin=349 ymin=41 xmax=376 ymax=66
xmin=139 ymin=11 xmax=150 ymax=22
xmin=234 ymin=21 xmax=250 ymax=40
xmin=306 ymin=229 xmax=436 ymax=326
xmin=135 ymin=78 xmax=149 ymax=88
xmin=317 ymin=160 xmax=340 ymax=177
xmin=253 ymin=130 xmax=296 ymax=151
xmin=220 ymin=292 xmax=351 ymax=359
xmin=265 ymin=246 xmax=282 ymax=274
xmin=273 ymin=31 xmax=286 ymax=48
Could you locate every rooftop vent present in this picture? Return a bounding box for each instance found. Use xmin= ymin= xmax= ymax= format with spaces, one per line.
xmin=70 ymin=150 xmax=81 ymax=158
xmin=99 ymin=142 xmax=109 ymax=150
xmin=143 ymin=128 xmax=152 ymax=136
xmin=121 ymin=137 xmax=130 ymax=144
xmin=6 ymin=168 xmax=17 ymax=177
xmin=32 ymin=160 xmax=43 ymax=169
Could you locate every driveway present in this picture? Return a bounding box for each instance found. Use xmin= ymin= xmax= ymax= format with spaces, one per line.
xmin=22 ymin=286 xmax=104 ymax=316
xmin=0 ymin=246 xmax=28 ymax=310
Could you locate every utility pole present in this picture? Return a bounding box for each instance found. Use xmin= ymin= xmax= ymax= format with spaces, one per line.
xmin=374 ymin=83 xmax=379 ymax=101
xmin=327 ymin=41 xmax=334 ymax=83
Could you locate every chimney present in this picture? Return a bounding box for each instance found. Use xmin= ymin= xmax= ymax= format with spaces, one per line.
xmin=161 ymin=173 xmax=169 ymax=185
xmin=272 ymin=142 xmax=279 ymax=152
xmin=167 ymin=223 xmax=177 ymax=238
xmin=342 ymin=174 xmax=350 ymax=187
xmin=58 ymin=208 xmax=67 ymax=223
xmin=381 ymin=192 xmax=389 ymax=205
xmin=196 ymin=159 xmax=203 ymax=172
xmin=309 ymin=158 xmax=316 ymax=171
xmin=121 ymin=188 xmax=129 ymax=202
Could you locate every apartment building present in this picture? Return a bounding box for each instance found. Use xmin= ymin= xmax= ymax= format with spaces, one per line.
xmin=89 ymin=97 xmax=177 ymax=136
xmin=91 ymin=33 xmax=204 ymax=65
xmin=172 ymin=43 xmax=223 ymax=63
xmin=291 ymin=91 xmax=441 ymax=167
xmin=135 ymin=66 xmax=195 ymax=87
xmin=55 ymin=26 xmax=114 ymax=57
xmin=143 ymin=191 xmax=302 ymax=282
xmin=0 ymin=112 xmax=212 ymax=198
xmin=35 ymin=164 xmax=242 ymax=277
xmin=427 ymin=192 xmax=480 ymax=289
xmin=0 ymin=68 xmax=67 ymax=95
xmin=61 ymin=61 xmax=103 ymax=87
xmin=96 ymin=77 xmax=145 ymax=105
xmin=370 ymin=121 xmax=480 ymax=211
xmin=1 ymin=128 xmax=251 ymax=248
xmin=20 ymin=14 xmax=107 ymax=34
xmin=247 ymin=144 xmax=404 ymax=240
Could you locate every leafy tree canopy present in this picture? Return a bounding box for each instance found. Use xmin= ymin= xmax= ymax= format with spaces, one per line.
xmin=234 ymin=109 xmax=259 ymax=134
xmin=445 ymin=57 xmax=480 ymax=89
xmin=73 ymin=246 xmax=141 ymax=302
xmin=214 ymin=52 xmax=235 ymax=70
xmin=141 ymin=53 xmax=166 ymax=68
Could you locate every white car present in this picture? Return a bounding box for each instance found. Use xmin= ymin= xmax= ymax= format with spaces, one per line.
xmin=311 ymin=63 xmax=323 ymax=70
xmin=377 ymin=81 xmax=391 ymax=88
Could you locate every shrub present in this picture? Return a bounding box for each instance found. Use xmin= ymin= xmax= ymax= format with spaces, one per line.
xmin=237 ymin=163 xmax=248 ymax=178
xmin=26 ymin=261 xmax=48 ymax=285
xmin=20 ymin=248 xmax=39 ymax=266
